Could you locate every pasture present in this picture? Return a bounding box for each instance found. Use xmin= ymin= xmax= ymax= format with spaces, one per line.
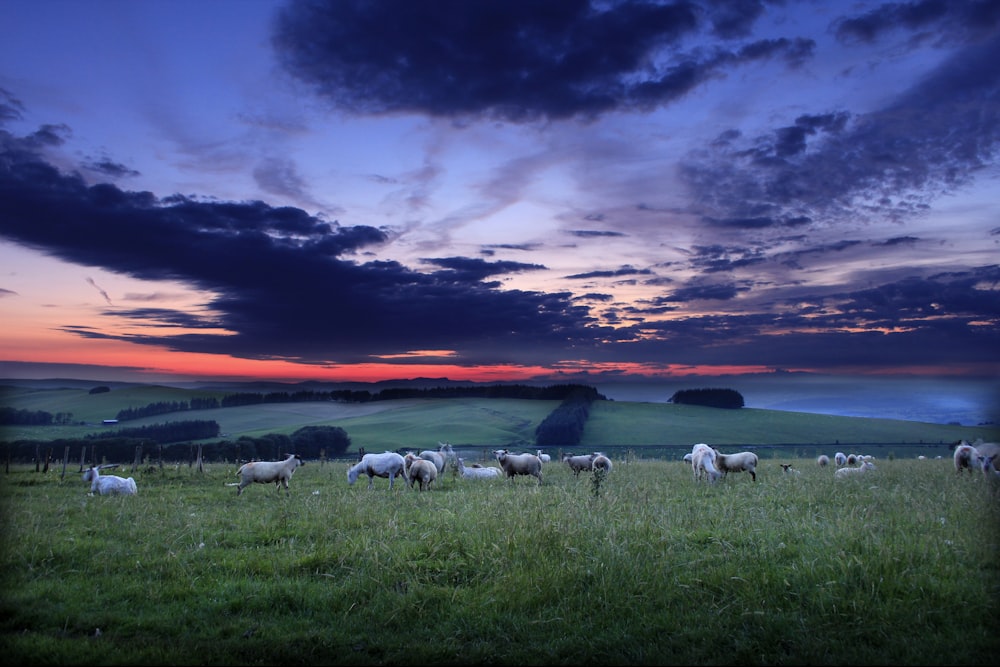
xmin=1 ymin=454 xmax=998 ymax=665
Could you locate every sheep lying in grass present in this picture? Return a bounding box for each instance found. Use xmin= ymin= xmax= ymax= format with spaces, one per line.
xmin=235 ymin=453 xmax=304 ymax=496
xmin=690 ymin=443 xmax=721 ymax=483
xmin=780 ymin=464 xmax=800 ymax=475
xmin=817 ymin=455 xmax=830 ymax=467
xmin=82 ymin=465 xmax=137 ymax=496
xmin=713 ymin=449 xmax=758 ymax=482
xmin=347 ymin=451 xmax=406 ymax=490
xmin=835 ymin=460 xmax=875 ymax=479
xmin=493 ymin=449 xmax=543 ymax=485
xmin=457 ymin=457 xmax=501 ymax=479
xmin=404 ymin=455 xmax=438 ymax=491
xmin=953 ymin=442 xmax=981 ymax=475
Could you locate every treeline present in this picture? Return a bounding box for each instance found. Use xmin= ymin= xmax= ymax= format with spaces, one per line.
xmin=1 ymin=407 xmax=76 ymax=426
xmin=669 ymin=388 xmax=745 ymax=409
xmin=2 ymin=383 xmax=606 ymax=426
xmin=88 ymin=420 xmax=221 ymax=443
xmin=2 ymin=425 xmax=351 ymax=466
xmin=534 ymin=385 xmax=603 ymax=447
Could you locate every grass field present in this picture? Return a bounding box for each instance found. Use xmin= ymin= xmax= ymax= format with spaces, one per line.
xmin=3 ymin=384 xmax=999 ymax=457
xmin=1 ymin=455 xmax=998 ymax=665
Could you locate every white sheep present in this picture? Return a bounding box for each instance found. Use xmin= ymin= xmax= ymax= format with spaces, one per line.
xmin=82 ymin=465 xmax=137 ymax=496
xmin=835 ymin=460 xmax=875 ymax=479
xmin=347 ymin=451 xmax=406 ymax=489
xmin=536 ymin=449 xmax=552 ymax=463
xmin=683 ymin=453 xmax=693 ymax=464
xmin=834 ymin=452 xmax=847 ymax=466
xmin=493 ymin=449 xmax=543 ymax=485
xmin=817 ymin=454 xmax=830 ymax=467
xmin=690 ymin=443 xmax=721 ymax=483
xmin=953 ymin=442 xmax=981 ymax=475
xmin=235 ymin=453 xmax=304 ymax=496
xmin=592 ymin=453 xmax=613 ymax=474
xmin=562 ymin=453 xmax=595 ymax=477
xmin=713 ymin=449 xmax=758 ymax=482
xmin=457 ymin=457 xmax=502 ymax=479
xmin=405 ymin=456 xmax=438 ymax=491
xmin=780 ymin=464 xmax=800 ymax=475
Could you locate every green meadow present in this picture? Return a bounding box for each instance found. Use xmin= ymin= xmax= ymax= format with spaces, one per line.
xmin=1 ymin=455 xmax=998 ymax=666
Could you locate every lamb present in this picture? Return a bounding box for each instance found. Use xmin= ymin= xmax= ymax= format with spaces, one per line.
xmin=690 ymin=443 xmax=721 ymax=483
xmin=713 ymin=449 xmax=758 ymax=482
xmin=563 ymin=453 xmax=595 ymax=477
xmin=82 ymin=465 xmax=137 ymax=496
xmin=347 ymin=451 xmax=406 ymax=490
xmin=953 ymin=442 xmax=981 ymax=475
xmin=405 ymin=456 xmax=438 ymax=491
xmin=834 ymin=452 xmax=848 ymax=466
xmin=235 ymin=453 xmax=304 ymax=496
xmin=493 ymin=449 xmax=543 ymax=485
xmin=457 ymin=457 xmax=501 ymax=479
xmin=817 ymin=455 xmax=830 ymax=467
xmin=835 ymin=460 xmax=875 ymax=478
xmin=536 ymin=449 xmax=552 ymax=463
xmin=780 ymin=464 xmax=800 ymax=475
xmin=592 ymin=453 xmax=613 ymax=474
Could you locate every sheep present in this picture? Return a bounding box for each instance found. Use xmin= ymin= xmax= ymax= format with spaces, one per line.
xmin=563 ymin=453 xmax=595 ymax=477
xmin=817 ymin=454 xmax=830 ymax=467
xmin=82 ymin=465 xmax=137 ymax=496
xmin=592 ymin=453 xmax=613 ymax=474
xmin=713 ymin=449 xmax=759 ymax=482
xmin=405 ymin=456 xmax=438 ymax=491
xmin=953 ymin=442 xmax=981 ymax=475
xmin=419 ymin=442 xmax=454 ymax=474
xmin=690 ymin=443 xmax=721 ymax=483
xmin=235 ymin=453 xmax=304 ymax=496
xmin=835 ymin=460 xmax=875 ymax=478
xmin=682 ymin=453 xmax=693 ymax=464
xmin=493 ymin=449 xmax=543 ymax=485
xmin=780 ymin=463 xmax=800 ymax=475
xmin=536 ymin=449 xmax=552 ymax=463
xmin=457 ymin=456 xmax=502 ymax=479
xmin=834 ymin=452 xmax=847 ymax=466
xmin=347 ymin=451 xmax=406 ymax=490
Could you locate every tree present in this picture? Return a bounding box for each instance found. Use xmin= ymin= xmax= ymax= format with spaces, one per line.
xmin=669 ymin=388 xmax=744 ymax=409
xmin=291 ymin=425 xmax=350 ymax=458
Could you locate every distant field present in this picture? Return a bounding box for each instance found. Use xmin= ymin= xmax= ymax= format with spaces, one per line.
xmin=2 ymin=383 xmax=998 ymax=458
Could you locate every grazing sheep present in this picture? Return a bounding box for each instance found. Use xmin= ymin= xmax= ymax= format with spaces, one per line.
xmin=953 ymin=442 xmax=981 ymax=475
xmin=834 ymin=452 xmax=847 ymax=466
xmin=683 ymin=453 xmax=693 ymax=464
xmin=536 ymin=449 xmax=552 ymax=463
xmin=690 ymin=443 xmax=721 ymax=483
xmin=817 ymin=455 xmax=830 ymax=467
xmin=347 ymin=451 xmax=407 ymax=489
xmin=780 ymin=464 xmax=800 ymax=475
xmin=457 ymin=457 xmax=502 ymax=479
xmin=405 ymin=457 xmax=438 ymax=491
xmin=235 ymin=454 xmax=304 ymax=496
xmin=713 ymin=449 xmax=758 ymax=482
xmin=835 ymin=460 xmax=876 ymax=479
xmin=563 ymin=453 xmax=595 ymax=477
xmin=592 ymin=453 xmax=613 ymax=474
xmin=493 ymin=449 xmax=543 ymax=485
xmin=82 ymin=465 xmax=137 ymax=496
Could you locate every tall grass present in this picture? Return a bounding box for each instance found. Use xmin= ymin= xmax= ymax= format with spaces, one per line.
xmin=2 ymin=456 xmax=998 ymax=665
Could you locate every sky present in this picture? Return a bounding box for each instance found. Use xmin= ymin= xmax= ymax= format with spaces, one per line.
xmin=0 ymin=0 xmax=999 ymax=387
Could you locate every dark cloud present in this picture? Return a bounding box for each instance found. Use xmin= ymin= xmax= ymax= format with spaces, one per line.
xmin=271 ymin=0 xmax=813 ymax=122
xmin=834 ymin=0 xmax=1000 ymax=46
xmin=84 ymin=157 xmax=140 ymax=179
xmin=565 ymin=266 xmax=654 ymax=280
xmin=0 ymin=134 xmax=607 ymax=365
xmin=681 ymin=32 xmax=1000 ymax=227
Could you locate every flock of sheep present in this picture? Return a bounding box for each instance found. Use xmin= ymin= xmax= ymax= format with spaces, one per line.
xmin=80 ymin=438 xmax=999 ymax=497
